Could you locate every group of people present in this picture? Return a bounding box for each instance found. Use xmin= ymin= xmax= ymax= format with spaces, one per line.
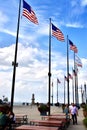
xmin=0 ymin=105 xmax=15 ymax=130
xmin=64 ymin=103 xmax=79 ymax=125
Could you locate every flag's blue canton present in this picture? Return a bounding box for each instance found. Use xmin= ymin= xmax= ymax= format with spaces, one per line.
xmin=69 ymin=39 xmax=73 ymax=46
xmin=52 ymin=24 xmax=58 ymax=32
xmin=23 ymin=0 xmax=31 ymax=13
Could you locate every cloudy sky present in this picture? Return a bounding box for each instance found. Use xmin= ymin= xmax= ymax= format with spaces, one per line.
xmin=0 ymin=0 xmax=87 ymax=104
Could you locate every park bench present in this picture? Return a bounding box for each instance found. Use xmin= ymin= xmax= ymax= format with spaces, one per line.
xmin=15 ymin=114 xmax=28 ymax=125
xmin=15 ymin=125 xmax=60 ymax=130
xmin=29 ymin=119 xmax=64 ymax=130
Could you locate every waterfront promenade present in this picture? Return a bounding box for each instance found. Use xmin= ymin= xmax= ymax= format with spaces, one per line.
xmin=13 ymin=105 xmax=87 ymax=130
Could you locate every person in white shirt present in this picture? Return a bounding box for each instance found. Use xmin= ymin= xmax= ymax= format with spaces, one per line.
xmin=69 ymin=103 xmax=73 ymax=119
xmin=70 ymin=103 xmax=78 ymax=124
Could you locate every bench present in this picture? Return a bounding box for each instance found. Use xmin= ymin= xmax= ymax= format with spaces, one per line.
xmin=29 ymin=119 xmax=64 ymax=129
xmin=15 ymin=125 xmax=60 ymax=130
xmin=15 ymin=114 xmax=28 ymax=125
xmin=42 ymin=115 xmax=70 ymax=128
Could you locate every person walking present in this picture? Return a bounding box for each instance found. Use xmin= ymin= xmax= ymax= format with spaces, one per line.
xmin=70 ymin=103 xmax=78 ymax=125
xmin=64 ymin=104 xmax=69 ymax=119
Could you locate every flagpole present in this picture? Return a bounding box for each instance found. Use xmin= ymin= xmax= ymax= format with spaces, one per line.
xmin=57 ymin=79 xmax=58 ymax=103
xmin=72 ymin=68 xmax=74 ymax=103
xmin=48 ymin=18 xmax=51 ymax=115
xmin=51 ymin=82 xmax=53 ymax=106
xmin=74 ymin=51 xmax=77 ymax=104
xmin=64 ymin=76 xmax=65 ymax=104
xmin=84 ymin=83 xmax=86 ymax=103
xmin=11 ymin=0 xmax=21 ymax=111
xmin=75 ymin=65 xmax=78 ymax=104
xmin=76 ymin=71 xmax=79 ymax=104
xmin=67 ymin=35 xmax=69 ymax=106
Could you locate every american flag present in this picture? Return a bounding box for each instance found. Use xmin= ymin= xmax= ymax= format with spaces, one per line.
xmin=52 ymin=23 xmax=65 ymax=42
xmin=69 ymin=39 xmax=78 ymax=53
xmin=64 ymin=76 xmax=68 ymax=81
xmin=23 ymin=0 xmax=38 ymax=24
xmin=68 ymin=73 xmax=73 ymax=79
xmin=73 ymin=69 xmax=77 ymax=76
xmin=57 ymin=78 xmax=61 ymax=83
xmin=75 ymin=55 xmax=82 ymax=67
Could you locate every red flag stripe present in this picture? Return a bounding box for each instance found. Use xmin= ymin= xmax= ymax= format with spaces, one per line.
xmin=52 ymin=23 xmax=65 ymax=42
xmin=23 ymin=9 xmax=38 ymax=24
xmin=52 ymin=31 xmax=65 ymax=41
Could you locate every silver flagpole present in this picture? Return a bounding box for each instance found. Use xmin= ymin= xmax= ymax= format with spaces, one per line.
xmin=11 ymin=0 xmax=21 ymax=111
xmin=48 ymin=18 xmax=52 ymax=115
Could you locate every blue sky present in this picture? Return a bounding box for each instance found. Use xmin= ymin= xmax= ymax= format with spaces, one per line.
xmin=0 ymin=0 xmax=87 ymax=104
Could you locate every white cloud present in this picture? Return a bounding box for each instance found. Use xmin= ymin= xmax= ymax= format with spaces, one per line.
xmin=0 ymin=38 xmax=86 ymax=104
xmin=0 ymin=42 xmax=65 ymax=102
xmin=81 ymin=0 xmax=87 ymax=6
xmin=66 ymin=22 xmax=83 ymax=28
xmin=0 ymin=11 xmax=9 ymax=28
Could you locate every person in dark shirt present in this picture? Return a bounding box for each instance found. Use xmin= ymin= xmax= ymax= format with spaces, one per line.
xmin=0 ymin=110 xmax=8 ymax=130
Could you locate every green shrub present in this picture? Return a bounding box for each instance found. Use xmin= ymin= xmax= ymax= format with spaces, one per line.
xmin=83 ymin=117 xmax=87 ymax=127
xmin=38 ymin=104 xmax=49 ymax=112
xmin=81 ymin=102 xmax=86 ymax=108
xmin=83 ymin=104 xmax=87 ymax=111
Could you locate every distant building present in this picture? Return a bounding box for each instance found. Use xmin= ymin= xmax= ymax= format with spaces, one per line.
xmin=31 ymin=93 xmax=35 ymax=104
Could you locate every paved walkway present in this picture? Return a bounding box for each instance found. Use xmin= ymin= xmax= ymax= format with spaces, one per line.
xmin=67 ymin=108 xmax=87 ymax=130
xmin=13 ymin=105 xmax=87 ymax=130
